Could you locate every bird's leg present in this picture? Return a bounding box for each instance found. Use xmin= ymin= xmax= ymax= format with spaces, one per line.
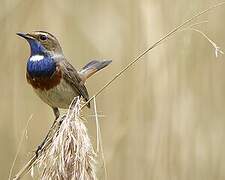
xmin=52 ymin=107 xmax=60 ymax=120
xmin=35 ymin=107 xmax=60 ymax=157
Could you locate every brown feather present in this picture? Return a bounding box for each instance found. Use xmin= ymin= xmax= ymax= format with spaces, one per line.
xmin=79 ymin=60 xmax=112 ymax=82
xmin=60 ymin=60 xmax=90 ymax=108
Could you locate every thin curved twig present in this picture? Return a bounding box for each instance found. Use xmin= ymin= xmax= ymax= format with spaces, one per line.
xmin=8 ymin=115 xmax=33 ymax=180
xmin=81 ymin=1 xmax=225 ymax=109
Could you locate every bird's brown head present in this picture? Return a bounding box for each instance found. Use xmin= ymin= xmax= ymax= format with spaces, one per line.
xmin=17 ymin=31 xmax=63 ymax=55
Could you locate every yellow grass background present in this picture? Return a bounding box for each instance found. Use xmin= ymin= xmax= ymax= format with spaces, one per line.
xmin=1 ymin=0 xmax=225 ymax=179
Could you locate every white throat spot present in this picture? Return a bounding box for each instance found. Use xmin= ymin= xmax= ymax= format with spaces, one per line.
xmin=30 ymin=55 xmax=44 ymax=62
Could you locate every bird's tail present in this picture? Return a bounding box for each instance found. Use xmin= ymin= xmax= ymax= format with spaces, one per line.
xmin=79 ymin=60 xmax=112 ymax=82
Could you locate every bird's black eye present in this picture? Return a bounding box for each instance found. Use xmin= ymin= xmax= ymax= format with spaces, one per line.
xmin=39 ymin=34 xmax=47 ymax=41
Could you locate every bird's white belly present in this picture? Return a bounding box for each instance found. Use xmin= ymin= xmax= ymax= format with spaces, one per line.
xmin=34 ymin=79 xmax=78 ymax=109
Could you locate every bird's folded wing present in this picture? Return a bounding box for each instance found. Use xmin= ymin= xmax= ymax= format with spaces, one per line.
xmin=60 ymin=60 xmax=90 ymax=107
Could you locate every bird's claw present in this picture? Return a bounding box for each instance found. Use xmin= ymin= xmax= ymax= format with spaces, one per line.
xmin=35 ymin=142 xmax=45 ymax=158
xmin=35 ymin=145 xmax=41 ymax=158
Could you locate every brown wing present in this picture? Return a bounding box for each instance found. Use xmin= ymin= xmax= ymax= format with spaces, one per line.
xmin=60 ymin=60 xmax=90 ymax=107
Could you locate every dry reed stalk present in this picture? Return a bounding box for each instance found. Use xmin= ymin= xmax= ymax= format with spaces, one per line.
xmin=35 ymin=97 xmax=96 ymax=180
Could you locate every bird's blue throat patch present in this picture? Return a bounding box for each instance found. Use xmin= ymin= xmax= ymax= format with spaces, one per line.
xmin=27 ymin=55 xmax=56 ymax=77
xmin=26 ymin=39 xmax=56 ymax=77
xmin=27 ymin=38 xmax=46 ymax=55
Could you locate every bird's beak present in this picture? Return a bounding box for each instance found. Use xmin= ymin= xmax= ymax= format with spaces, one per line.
xmin=16 ymin=32 xmax=34 ymax=40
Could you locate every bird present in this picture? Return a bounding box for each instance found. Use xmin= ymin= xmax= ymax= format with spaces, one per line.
xmin=17 ymin=31 xmax=112 ymax=119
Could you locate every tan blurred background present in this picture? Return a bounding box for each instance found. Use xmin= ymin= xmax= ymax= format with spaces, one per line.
xmin=1 ymin=0 xmax=225 ymax=179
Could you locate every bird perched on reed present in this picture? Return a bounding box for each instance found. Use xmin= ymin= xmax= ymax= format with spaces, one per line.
xmin=17 ymin=31 xmax=112 ymax=119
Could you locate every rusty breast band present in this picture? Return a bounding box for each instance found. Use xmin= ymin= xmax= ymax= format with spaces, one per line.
xmin=26 ymin=66 xmax=62 ymax=90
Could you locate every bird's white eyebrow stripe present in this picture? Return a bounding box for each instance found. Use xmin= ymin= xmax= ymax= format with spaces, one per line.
xmin=30 ymin=55 xmax=44 ymax=62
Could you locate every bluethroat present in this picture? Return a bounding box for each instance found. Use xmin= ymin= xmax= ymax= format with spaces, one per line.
xmin=17 ymin=31 xmax=112 ymax=119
